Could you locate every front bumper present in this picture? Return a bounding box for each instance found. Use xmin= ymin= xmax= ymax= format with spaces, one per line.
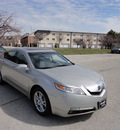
xmin=50 ymin=89 xmax=107 ymax=117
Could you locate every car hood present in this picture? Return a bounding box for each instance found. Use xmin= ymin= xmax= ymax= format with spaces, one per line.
xmin=40 ymin=65 xmax=101 ymax=88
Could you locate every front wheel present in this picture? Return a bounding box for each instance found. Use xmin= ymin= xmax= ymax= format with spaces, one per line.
xmin=32 ymin=87 xmax=51 ymax=116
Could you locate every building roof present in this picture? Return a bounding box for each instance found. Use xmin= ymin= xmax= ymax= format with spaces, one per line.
xmin=34 ymin=30 xmax=106 ymax=35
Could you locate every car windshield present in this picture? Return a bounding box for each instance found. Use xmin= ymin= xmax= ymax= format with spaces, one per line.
xmin=114 ymin=47 xmax=120 ymax=49
xmin=28 ymin=52 xmax=74 ymax=69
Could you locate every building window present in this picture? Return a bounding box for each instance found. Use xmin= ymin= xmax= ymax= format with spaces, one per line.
xmin=52 ymin=38 xmax=55 ymax=40
xmin=87 ymin=35 xmax=89 ymax=37
xmin=46 ymin=38 xmax=49 ymax=40
xmin=73 ymin=34 xmax=76 ymax=36
xmin=47 ymin=43 xmax=53 ymax=48
xmin=46 ymin=33 xmax=49 ymax=35
xmin=67 ymin=39 xmax=69 ymax=41
xmin=67 ymin=34 xmax=69 ymax=36
xmin=94 ymin=40 xmax=96 ymax=42
xmin=52 ymin=33 xmax=55 ymax=36
xmin=80 ymin=35 xmax=83 ymax=37
xmin=94 ymin=35 xmax=96 ymax=37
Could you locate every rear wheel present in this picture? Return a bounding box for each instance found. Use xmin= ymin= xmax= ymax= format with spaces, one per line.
xmin=32 ymin=87 xmax=51 ymax=116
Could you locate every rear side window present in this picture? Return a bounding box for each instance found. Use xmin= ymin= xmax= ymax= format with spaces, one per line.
xmin=4 ymin=51 xmax=17 ymax=63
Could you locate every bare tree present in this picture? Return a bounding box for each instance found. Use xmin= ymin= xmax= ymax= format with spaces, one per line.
xmin=11 ymin=35 xmax=21 ymax=46
xmin=100 ymin=35 xmax=118 ymax=49
xmin=86 ymin=35 xmax=93 ymax=49
xmin=35 ymin=32 xmax=46 ymax=47
xmin=0 ymin=11 xmax=21 ymax=39
xmin=56 ymin=33 xmax=64 ymax=48
xmin=73 ymin=38 xmax=85 ymax=48
xmin=0 ymin=35 xmax=20 ymax=46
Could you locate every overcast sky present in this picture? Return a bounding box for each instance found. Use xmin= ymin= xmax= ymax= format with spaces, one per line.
xmin=1 ymin=0 xmax=120 ymax=34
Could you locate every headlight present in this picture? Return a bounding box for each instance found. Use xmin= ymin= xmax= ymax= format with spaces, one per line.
xmin=55 ymin=83 xmax=86 ymax=95
xmin=99 ymin=75 xmax=106 ymax=89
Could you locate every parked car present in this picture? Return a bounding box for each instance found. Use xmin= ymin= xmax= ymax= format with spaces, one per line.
xmin=0 ymin=46 xmax=6 ymax=53
xmin=0 ymin=48 xmax=107 ymax=117
xmin=111 ymin=46 xmax=120 ymax=53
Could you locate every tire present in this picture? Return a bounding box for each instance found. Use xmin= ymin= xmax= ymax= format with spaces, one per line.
xmin=32 ymin=87 xmax=51 ymax=116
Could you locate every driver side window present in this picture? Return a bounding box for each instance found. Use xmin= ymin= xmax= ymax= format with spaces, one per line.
xmin=16 ymin=52 xmax=27 ymax=65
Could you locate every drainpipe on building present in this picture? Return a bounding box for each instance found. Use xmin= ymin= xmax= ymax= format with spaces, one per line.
xmin=70 ymin=32 xmax=72 ymax=48
xmin=96 ymin=34 xmax=98 ymax=48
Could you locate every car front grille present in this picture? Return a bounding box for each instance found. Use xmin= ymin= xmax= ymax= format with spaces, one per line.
xmin=88 ymin=88 xmax=104 ymax=96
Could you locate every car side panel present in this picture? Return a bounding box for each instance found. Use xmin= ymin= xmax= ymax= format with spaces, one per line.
xmin=0 ymin=58 xmax=15 ymax=82
xmin=0 ymin=58 xmax=31 ymax=96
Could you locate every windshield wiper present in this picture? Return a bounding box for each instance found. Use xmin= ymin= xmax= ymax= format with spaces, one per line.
xmin=37 ymin=64 xmax=72 ymax=69
xmin=55 ymin=64 xmax=70 ymax=67
xmin=40 ymin=67 xmax=55 ymax=69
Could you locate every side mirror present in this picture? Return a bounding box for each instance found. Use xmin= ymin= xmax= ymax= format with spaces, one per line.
xmin=17 ymin=64 xmax=29 ymax=71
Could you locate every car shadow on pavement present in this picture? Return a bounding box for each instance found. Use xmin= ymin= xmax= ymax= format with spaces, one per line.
xmin=0 ymin=84 xmax=93 ymax=126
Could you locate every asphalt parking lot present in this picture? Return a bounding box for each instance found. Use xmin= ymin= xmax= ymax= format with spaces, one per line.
xmin=0 ymin=54 xmax=120 ymax=130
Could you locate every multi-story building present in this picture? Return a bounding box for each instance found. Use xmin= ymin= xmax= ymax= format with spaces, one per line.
xmin=21 ymin=33 xmax=35 ymax=47
xmin=0 ymin=35 xmax=21 ymax=47
xmin=21 ymin=30 xmax=106 ymax=48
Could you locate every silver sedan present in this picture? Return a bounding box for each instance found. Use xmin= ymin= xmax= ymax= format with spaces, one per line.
xmin=0 ymin=48 xmax=107 ymax=117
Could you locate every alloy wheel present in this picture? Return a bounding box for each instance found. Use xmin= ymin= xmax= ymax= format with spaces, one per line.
xmin=34 ymin=91 xmax=47 ymax=113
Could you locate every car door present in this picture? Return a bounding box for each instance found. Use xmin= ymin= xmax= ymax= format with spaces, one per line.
xmin=2 ymin=50 xmax=31 ymax=95
xmin=9 ymin=51 xmax=31 ymax=95
xmin=1 ymin=50 xmax=18 ymax=83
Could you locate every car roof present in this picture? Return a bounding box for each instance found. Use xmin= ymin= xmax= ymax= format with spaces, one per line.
xmin=7 ymin=48 xmax=56 ymax=53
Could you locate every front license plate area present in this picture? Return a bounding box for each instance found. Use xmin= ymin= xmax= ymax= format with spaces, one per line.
xmin=98 ymin=100 xmax=106 ymax=109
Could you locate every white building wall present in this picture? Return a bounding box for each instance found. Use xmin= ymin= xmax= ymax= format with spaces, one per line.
xmin=35 ymin=30 xmax=106 ymax=48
